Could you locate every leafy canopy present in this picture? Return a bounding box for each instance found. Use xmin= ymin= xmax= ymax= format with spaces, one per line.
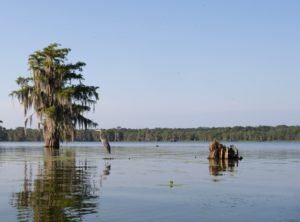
xmin=10 ymin=43 xmax=99 ymax=141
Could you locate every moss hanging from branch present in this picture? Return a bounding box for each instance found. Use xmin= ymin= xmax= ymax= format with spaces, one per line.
xmin=10 ymin=43 xmax=99 ymax=148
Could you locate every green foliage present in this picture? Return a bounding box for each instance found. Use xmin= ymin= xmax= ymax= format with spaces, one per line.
xmin=2 ymin=125 xmax=300 ymax=142
xmin=10 ymin=43 xmax=99 ymax=147
xmin=0 ymin=121 xmax=7 ymax=141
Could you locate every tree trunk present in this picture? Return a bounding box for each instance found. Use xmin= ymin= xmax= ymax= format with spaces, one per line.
xmin=43 ymin=121 xmax=60 ymax=149
xmin=44 ymin=136 xmax=60 ymax=149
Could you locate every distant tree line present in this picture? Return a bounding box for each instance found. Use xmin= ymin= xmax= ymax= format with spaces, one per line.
xmin=1 ymin=125 xmax=300 ymax=142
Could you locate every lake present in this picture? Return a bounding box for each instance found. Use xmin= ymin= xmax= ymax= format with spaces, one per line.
xmin=0 ymin=142 xmax=299 ymax=222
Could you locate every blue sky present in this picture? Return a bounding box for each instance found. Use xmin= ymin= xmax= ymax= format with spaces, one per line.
xmin=0 ymin=0 xmax=299 ymax=129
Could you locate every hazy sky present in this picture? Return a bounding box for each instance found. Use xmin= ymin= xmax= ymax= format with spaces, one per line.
xmin=0 ymin=0 xmax=299 ymax=129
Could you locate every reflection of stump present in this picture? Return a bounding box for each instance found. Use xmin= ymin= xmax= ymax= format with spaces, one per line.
xmin=208 ymin=140 xmax=242 ymax=160
xmin=208 ymin=159 xmax=238 ymax=176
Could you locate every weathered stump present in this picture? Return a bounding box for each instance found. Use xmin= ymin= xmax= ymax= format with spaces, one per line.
xmin=208 ymin=140 xmax=242 ymax=160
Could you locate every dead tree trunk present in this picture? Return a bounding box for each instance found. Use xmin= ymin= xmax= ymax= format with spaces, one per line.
xmin=208 ymin=140 xmax=242 ymax=160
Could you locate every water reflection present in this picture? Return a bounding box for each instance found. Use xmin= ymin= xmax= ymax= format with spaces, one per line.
xmin=100 ymin=162 xmax=111 ymax=187
xmin=11 ymin=148 xmax=102 ymax=222
xmin=208 ymin=159 xmax=239 ymax=176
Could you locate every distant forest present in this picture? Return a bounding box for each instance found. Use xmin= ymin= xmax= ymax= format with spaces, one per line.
xmin=1 ymin=125 xmax=300 ymax=142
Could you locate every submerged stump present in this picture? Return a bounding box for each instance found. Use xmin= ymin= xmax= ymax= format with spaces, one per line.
xmin=208 ymin=140 xmax=242 ymax=160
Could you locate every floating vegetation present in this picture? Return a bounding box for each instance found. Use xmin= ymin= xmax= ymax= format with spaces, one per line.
xmin=211 ymin=178 xmax=223 ymax=182
xmin=103 ymin=157 xmax=114 ymax=160
xmin=159 ymin=181 xmax=183 ymax=188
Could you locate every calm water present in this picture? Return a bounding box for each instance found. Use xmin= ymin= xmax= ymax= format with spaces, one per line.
xmin=0 ymin=142 xmax=299 ymax=222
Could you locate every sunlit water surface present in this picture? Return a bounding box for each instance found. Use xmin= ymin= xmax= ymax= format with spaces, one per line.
xmin=0 ymin=142 xmax=299 ymax=222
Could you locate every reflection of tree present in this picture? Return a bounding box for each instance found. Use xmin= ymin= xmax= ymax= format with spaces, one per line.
xmin=12 ymin=149 xmax=99 ymax=222
xmin=208 ymin=159 xmax=239 ymax=176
